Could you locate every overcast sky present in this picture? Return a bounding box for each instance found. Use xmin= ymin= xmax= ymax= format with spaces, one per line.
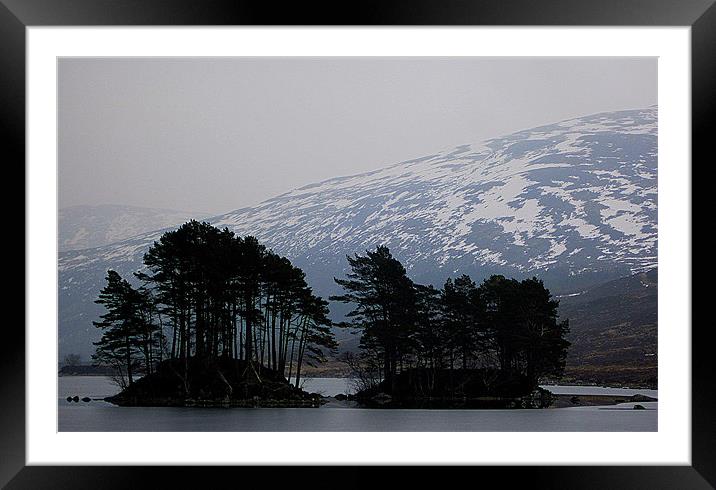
xmin=59 ymin=57 xmax=656 ymax=215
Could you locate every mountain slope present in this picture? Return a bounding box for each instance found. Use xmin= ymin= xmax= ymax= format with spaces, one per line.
xmin=219 ymin=107 xmax=656 ymax=278
xmin=59 ymin=204 xmax=206 ymax=252
xmin=559 ymin=269 xmax=658 ymax=387
xmin=59 ymin=107 xmax=657 ymax=359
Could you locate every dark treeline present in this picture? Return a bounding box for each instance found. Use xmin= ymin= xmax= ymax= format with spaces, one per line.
xmin=93 ymin=221 xmax=336 ymax=390
xmin=92 ymin=223 xmax=569 ymax=401
xmin=332 ymin=246 xmax=570 ymax=393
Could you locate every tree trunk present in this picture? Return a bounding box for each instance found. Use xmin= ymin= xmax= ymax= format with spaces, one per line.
xmin=383 ymin=348 xmax=391 ymax=388
xmin=287 ymin=331 xmax=297 ymax=385
xmin=295 ymin=327 xmax=307 ymax=389
xmin=244 ymin=297 xmax=253 ymax=363
xmin=271 ymin=306 xmax=277 ymax=371
xmin=125 ymin=334 xmax=133 ymax=385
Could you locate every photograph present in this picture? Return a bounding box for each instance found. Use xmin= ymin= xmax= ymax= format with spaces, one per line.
xmin=3 ymin=0 xmax=711 ymax=482
xmin=56 ymin=56 xmax=658 ymax=432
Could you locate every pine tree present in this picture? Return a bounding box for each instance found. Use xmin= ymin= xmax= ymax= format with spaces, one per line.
xmin=413 ymin=284 xmax=444 ymax=370
xmin=512 ymin=277 xmax=570 ymax=384
xmin=292 ymin=292 xmax=337 ymax=388
xmin=92 ymin=270 xmax=143 ymax=387
xmin=332 ymin=246 xmax=416 ymax=386
xmin=442 ymin=275 xmax=481 ymax=369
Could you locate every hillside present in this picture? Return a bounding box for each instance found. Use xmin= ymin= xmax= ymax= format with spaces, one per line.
xmin=558 ymin=269 xmax=658 ymax=387
xmin=59 ymin=204 xmax=206 ymax=252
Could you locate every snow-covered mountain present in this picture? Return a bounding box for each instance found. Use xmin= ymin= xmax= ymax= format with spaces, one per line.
xmin=58 ymin=107 xmax=657 ymax=358
xmin=59 ymin=204 xmax=206 ymax=252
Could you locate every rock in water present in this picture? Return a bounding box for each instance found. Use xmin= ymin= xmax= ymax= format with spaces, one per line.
xmin=370 ymin=392 xmax=393 ymax=406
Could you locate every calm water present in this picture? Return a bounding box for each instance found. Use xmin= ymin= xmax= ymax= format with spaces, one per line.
xmin=58 ymin=376 xmax=657 ymax=432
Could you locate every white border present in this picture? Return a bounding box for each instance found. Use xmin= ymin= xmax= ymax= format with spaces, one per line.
xmin=27 ymin=27 xmax=691 ymax=465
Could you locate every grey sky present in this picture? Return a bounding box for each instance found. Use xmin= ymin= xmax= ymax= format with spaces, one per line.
xmin=59 ymin=57 xmax=656 ymax=216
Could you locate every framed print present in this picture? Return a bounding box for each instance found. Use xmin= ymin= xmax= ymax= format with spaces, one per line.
xmin=4 ymin=0 xmax=714 ymax=487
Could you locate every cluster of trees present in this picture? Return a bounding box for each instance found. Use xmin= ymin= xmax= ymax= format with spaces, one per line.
xmin=93 ymin=221 xmax=336 ymax=389
xmin=93 ymin=224 xmax=569 ymax=396
xmin=333 ymin=246 xmax=570 ymax=390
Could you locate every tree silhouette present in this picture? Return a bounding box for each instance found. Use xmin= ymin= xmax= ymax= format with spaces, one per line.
xmin=333 ymin=246 xmax=571 ymax=397
xmin=92 ymin=270 xmax=150 ymax=387
xmin=95 ymin=221 xmax=336 ymax=391
xmin=93 ymin=222 xmax=569 ymax=402
xmin=331 ymin=246 xmax=417 ymax=387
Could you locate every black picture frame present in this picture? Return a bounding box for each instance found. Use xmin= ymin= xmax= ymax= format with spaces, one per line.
xmin=3 ymin=0 xmax=713 ymax=488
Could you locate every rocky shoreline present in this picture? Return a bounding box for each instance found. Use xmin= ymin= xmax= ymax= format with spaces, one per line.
xmin=348 ymin=387 xmax=553 ymax=409
xmin=105 ymin=393 xmax=325 ymax=408
xmin=550 ymin=393 xmax=657 ymax=408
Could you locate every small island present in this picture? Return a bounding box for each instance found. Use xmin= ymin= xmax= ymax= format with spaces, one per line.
xmin=92 ymin=221 xmax=571 ymax=409
xmin=104 ymin=358 xmax=323 ymax=408
xmin=92 ymin=222 xmax=335 ymax=408
xmin=332 ymin=247 xmax=569 ymax=409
